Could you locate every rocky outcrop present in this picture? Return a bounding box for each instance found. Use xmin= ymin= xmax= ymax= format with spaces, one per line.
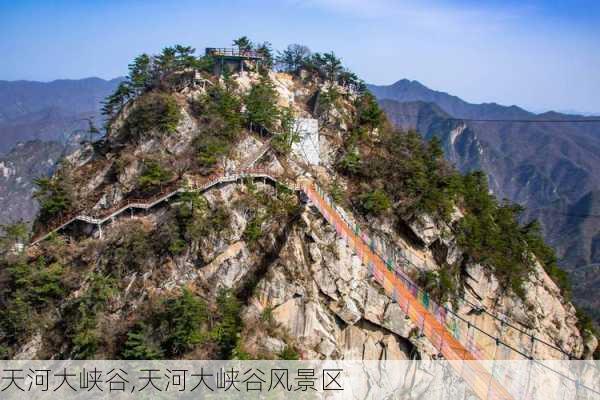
xmin=11 ymin=68 xmax=594 ymax=363
xmin=245 ymin=206 xmax=425 ymax=360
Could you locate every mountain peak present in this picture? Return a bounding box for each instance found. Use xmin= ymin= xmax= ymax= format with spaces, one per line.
xmin=368 ymin=79 xmax=532 ymax=120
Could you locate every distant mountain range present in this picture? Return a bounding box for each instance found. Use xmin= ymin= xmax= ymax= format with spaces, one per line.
xmin=0 ymin=77 xmax=122 ymax=154
xmin=0 ymin=77 xmax=122 ymax=226
xmin=369 ymin=79 xmax=600 ymax=320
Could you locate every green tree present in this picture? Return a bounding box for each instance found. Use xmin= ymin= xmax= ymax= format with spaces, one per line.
xmin=68 ymin=273 xmax=115 ymax=359
xmin=321 ymin=52 xmax=343 ymax=82
xmin=71 ymin=304 xmax=100 ymax=359
xmin=245 ymin=77 xmax=280 ymax=130
xmin=214 ymin=290 xmax=242 ymax=358
xmin=255 ymin=41 xmax=274 ymax=71
xmin=33 ymin=176 xmax=73 ymax=222
xmin=233 ymin=36 xmax=253 ymax=52
xmin=128 ymin=54 xmax=152 ymax=94
xmin=154 ymin=46 xmax=177 ymax=77
xmin=0 ymin=222 xmax=29 ymax=253
xmin=338 ymin=70 xmax=362 ymax=90
xmin=276 ymin=44 xmax=311 ymax=73
xmin=195 ymin=135 xmax=230 ymax=171
xmin=121 ymin=323 xmax=162 ymax=359
xmin=122 ymin=92 xmax=182 ymax=141
xmin=357 ymin=188 xmax=391 ymax=215
xmin=195 ymin=81 xmax=244 ymax=139
xmin=174 ymin=45 xmax=197 ymax=70
xmin=522 ymin=220 xmax=571 ymax=297
xmin=160 ymin=289 xmax=208 ymax=356
xmin=102 ymin=81 xmax=133 ymax=118
xmin=138 ymin=160 xmax=173 ymax=192
xmin=355 ymin=91 xmax=383 ymax=132
xmin=0 ymin=292 xmax=32 ymax=344
xmin=271 ymin=107 xmax=299 ymax=155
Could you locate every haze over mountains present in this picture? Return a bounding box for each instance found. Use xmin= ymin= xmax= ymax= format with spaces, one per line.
xmin=0 ymin=77 xmax=122 ymax=154
xmin=0 ymin=78 xmax=122 ymax=226
xmin=0 ymin=76 xmax=598 ymax=323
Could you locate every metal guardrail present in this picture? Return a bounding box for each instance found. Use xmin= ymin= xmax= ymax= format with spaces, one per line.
xmin=205 ymin=47 xmax=263 ymax=59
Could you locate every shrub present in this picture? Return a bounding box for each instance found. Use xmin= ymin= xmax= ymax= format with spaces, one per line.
xmin=357 ymin=189 xmax=391 ymax=215
xmin=337 ymin=149 xmax=361 ymax=174
xmin=33 ymin=176 xmax=73 ymax=222
xmin=193 ymin=81 xmax=243 ymax=140
xmin=177 ymin=196 xmax=230 ymax=242
xmin=317 ymin=87 xmax=341 ymax=118
xmin=154 ymin=219 xmax=186 ymax=256
xmin=418 ymin=267 xmax=459 ymax=305
xmin=279 ymin=345 xmax=300 ymax=360
xmin=107 ymin=223 xmax=153 ymax=277
xmin=213 ymin=290 xmax=243 ymax=359
xmin=121 ymin=323 xmax=163 ymax=360
xmin=194 ymin=135 xmax=230 ymax=171
xmin=243 ymin=215 xmax=264 ymax=244
xmin=138 ymin=160 xmax=173 ymax=192
xmin=159 ymin=289 xmax=208 ymax=356
xmin=122 ymin=92 xmax=181 ymax=141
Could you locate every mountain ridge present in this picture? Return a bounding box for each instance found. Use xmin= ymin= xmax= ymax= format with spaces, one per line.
xmin=0 ymin=77 xmax=123 ymax=154
xmin=369 ymin=79 xmax=598 ymax=121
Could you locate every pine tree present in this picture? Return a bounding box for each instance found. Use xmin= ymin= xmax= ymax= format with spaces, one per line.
xmin=127 ymin=53 xmax=152 ymax=93
xmin=276 ymin=44 xmax=311 ymax=73
xmin=233 ymin=36 xmax=253 ymax=52
xmin=121 ymin=323 xmax=162 ymax=359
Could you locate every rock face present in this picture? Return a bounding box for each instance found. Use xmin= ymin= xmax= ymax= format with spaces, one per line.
xmin=8 ymin=69 xmax=594 ymax=363
xmin=246 ymin=205 xmax=420 ymax=359
xmin=396 ymin=207 xmax=588 ymax=359
xmin=0 ymin=140 xmax=64 ymax=225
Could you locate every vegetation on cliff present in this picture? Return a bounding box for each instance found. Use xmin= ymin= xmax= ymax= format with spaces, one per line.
xmin=0 ymin=37 xmax=594 ymax=361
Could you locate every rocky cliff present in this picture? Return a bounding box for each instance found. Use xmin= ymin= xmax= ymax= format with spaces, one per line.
xmin=1 ymin=46 xmax=595 ymax=362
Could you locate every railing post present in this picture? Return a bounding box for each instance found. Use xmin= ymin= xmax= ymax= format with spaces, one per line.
xmin=529 ymin=336 xmax=536 ymax=360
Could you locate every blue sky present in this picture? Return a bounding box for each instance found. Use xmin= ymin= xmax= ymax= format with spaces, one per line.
xmin=1 ymin=0 xmax=599 ymax=113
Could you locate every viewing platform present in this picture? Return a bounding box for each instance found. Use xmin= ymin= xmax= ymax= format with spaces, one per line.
xmin=206 ymin=47 xmax=264 ymax=75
